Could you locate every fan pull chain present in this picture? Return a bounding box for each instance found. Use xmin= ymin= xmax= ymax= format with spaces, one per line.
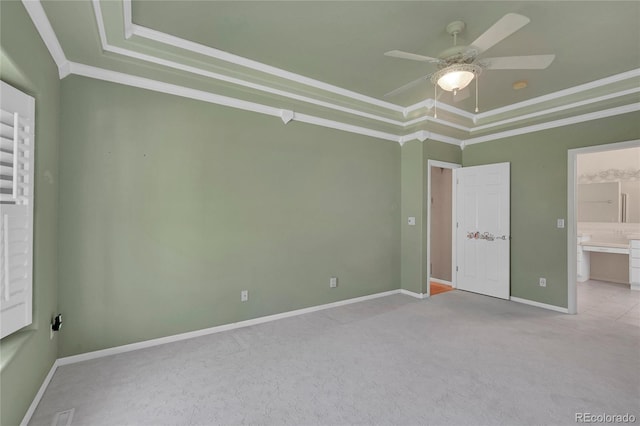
xmin=475 ymin=73 xmax=479 ymax=113
xmin=434 ymin=85 xmax=437 ymax=119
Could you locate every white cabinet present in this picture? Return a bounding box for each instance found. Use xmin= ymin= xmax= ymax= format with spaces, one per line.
xmin=630 ymin=240 xmax=640 ymax=291
xmin=577 ymin=236 xmax=590 ymax=282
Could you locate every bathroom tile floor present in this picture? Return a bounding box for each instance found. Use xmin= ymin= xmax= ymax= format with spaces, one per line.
xmin=578 ymin=279 xmax=640 ymax=326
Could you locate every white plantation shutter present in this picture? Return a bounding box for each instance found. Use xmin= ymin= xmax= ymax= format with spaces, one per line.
xmin=0 ymin=81 xmax=35 ymax=339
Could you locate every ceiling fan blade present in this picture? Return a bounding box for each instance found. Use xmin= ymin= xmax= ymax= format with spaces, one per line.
xmin=384 ymin=75 xmax=430 ymax=97
xmin=384 ymin=50 xmax=442 ymax=63
xmin=470 ymin=13 xmax=530 ymax=55
xmin=482 ymin=54 xmax=555 ymax=70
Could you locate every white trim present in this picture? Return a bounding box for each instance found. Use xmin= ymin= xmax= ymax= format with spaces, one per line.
xmin=567 ymin=139 xmax=640 ymax=315
xmin=20 ymin=361 xmax=59 ymax=426
xmin=430 ymin=278 xmax=453 ymax=286
xmin=404 ymin=98 xmax=475 ymax=120
xmin=476 ymin=68 xmax=640 ymax=119
xmin=510 ymin=296 xmax=569 ymax=314
xmin=111 ymin=0 xmax=640 ymax=136
xmin=89 ymin=0 xmax=409 ymax=130
xmin=69 ymin=63 xmax=280 ymax=116
xmin=472 ymin=88 xmax=640 ymax=133
xmin=568 ymin=149 xmax=577 ymax=315
xmin=115 ymin=0 xmax=640 ymax=130
xmin=126 ymin=21 xmax=404 ymax=113
xmin=404 ymin=114 xmax=471 ymax=132
xmin=57 ymin=290 xmax=401 ymax=366
xmin=465 ymin=104 xmax=640 ymax=145
xmin=122 ymin=0 xmax=133 ymax=39
xmin=20 ymin=0 xmax=640 ymax=151
xmin=400 ymin=131 xmax=461 ymax=146
xmin=20 ymin=0 xmax=69 ymax=78
xmin=67 ymin=62 xmax=401 ymax=144
xmin=292 ymin=112 xmax=399 ymax=143
xmin=399 ymin=289 xmax=429 ymax=299
xmin=427 ymin=160 xmax=461 ymax=296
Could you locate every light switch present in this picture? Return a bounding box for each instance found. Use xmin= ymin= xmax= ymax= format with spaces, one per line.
xmin=408 ymin=217 xmax=416 ymax=226
xmin=557 ymin=219 xmax=565 ymax=229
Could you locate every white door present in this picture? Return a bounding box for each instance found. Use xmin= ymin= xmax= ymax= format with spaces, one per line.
xmin=455 ymin=163 xmax=510 ymax=299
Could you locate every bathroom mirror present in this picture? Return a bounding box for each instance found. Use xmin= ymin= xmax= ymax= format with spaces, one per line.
xmin=577 ymin=146 xmax=640 ymax=224
xmin=577 ymin=182 xmax=629 ymax=222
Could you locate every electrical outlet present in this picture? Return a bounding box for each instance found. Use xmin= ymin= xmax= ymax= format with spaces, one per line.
xmin=329 ymin=277 xmax=338 ymax=288
xmin=241 ymin=290 xmax=248 ymax=302
xmin=539 ymin=278 xmax=547 ymax=287
xmin=408 ymin=217 xmax=416 ymax=226
xmin=557 ymin=219 xmax=565 ymax=228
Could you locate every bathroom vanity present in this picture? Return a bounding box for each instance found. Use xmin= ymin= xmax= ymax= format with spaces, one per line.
xmin=575 ymin=146 xmax=639 ymax=289
xmin=577 ymin=232 xmax=640 ymax=290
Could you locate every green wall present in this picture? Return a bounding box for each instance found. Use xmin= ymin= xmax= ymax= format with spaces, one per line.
xmin=463 ymin=113 xmax=640 ymax=308
xmin=401 ymin=140 xmax=461 ymax=294
xmin=1 ymin=2 xmax=637 ymax=420
xmin=0 ymin=2 xmax=60 ymax=425
xmin=57 ymin=76 xmax=400 ymax=357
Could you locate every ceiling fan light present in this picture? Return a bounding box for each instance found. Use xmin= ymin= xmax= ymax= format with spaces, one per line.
xmin=431 ymin=63 xmax=482 ymax=93
xmin=437 ymin=70 xmax=475 ymax=92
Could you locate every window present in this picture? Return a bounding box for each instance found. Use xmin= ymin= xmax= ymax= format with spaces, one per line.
xmin=0 ymin=81 xmax=35 ymax=339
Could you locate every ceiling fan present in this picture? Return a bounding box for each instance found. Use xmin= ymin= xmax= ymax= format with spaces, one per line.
xmin=384 ymin=13 xmax=555 ymax=112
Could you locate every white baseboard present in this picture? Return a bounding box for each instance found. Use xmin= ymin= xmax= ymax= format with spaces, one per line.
xmin=57 ymin=289 xmax=401 ymax=366
xmin=430 ymin=278 xmax=453 ymax=286
xmin=20 ymin=360 xmax=59 ymax=426
xmin=510 ymin=296 xmax=569 ymax=313
xmin=399 ymin=289 xmax=428 ymax=299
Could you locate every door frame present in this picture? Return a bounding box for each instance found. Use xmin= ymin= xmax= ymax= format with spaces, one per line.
xmin=567 ymin=139 xmax=639 ymax=314
xmin=427 ymin=160 xmax=461 ymax=296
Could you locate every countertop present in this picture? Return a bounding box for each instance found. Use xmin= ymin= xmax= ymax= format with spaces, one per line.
xmin=580 ymin=241 xmax=629 ymax=249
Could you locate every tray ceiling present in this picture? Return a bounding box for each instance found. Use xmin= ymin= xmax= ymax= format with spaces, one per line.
xmin=19 ymin=1 xmax=640 ymax=144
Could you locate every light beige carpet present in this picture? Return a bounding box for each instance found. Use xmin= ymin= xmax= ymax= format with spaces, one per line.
xmin=29 ymin=290 xmax=640 ymax=425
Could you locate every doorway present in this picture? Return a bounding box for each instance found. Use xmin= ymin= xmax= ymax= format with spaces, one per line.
xmin=567 ymin=139 xmax=640 ymax=315
xmin=427 ymin=160 xmax=460 ymax=296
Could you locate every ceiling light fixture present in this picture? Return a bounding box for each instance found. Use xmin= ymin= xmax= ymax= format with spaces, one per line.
xmin=431 ymin=64 xmax=482 ymax=118
xmin=431 ymin=63 xmax=481 ymax=93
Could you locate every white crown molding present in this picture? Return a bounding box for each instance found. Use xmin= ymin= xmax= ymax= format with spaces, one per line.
xmin=69 ymin=62 xmax=280 ymax=117
xmin=67 ymin=62 xmax=403 ymax=144
xmin=476 ymin=68 xmax=640 ymax=120
xmin=404 ymin=114 xmax=471 ymax=132
xmin=404 ymin=98 xmax=474 ymax=120
xmin=97 ymin=0 xmax=640 ymax=142
xmin=121 ymin=1 xmax=404 ymax=114
xmin=280 ymin=109 xmax=295 ymax=124
xmin=90 ymin=0 xmax=411 ymax=130
xmin=20 ymin=0 xmax=69 ymax=78
xmin=399 ymin=130 xmax=460 ymax=147
xmin=465 ymin=103 xmax=640 ymax=146
xmin=115 ymin=0 xmax=640 ymax=135
xmin=472 ymin=87 xmax=640 ymax=133
xmin=20 ymin=0 xmax=640 ymax=151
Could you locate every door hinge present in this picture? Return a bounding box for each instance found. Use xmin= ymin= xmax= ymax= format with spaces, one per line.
xmin=456 ymin=222 xmax=459 ymax=228
xmin=456 ymin=266 xmax=459 ymax=272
